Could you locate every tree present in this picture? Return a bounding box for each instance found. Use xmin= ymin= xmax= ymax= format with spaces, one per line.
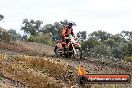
xmin=21 ymin=19 xmax=43 ymax=35
xmin=104 ymin=39 xmax=115 ymax=48
xmin=40 ymin=20 xmax=76 ymax=42
xmin=81 ymin=37 xmax=102 ymax=53
xmin=110 ymin=33 xmax=126 ymax=43
xmin=128 ymin=31 xmax=132 ymax=41
xmin=53 ymin=22 xmax=63 ymax=41
xmin=8 ymin=29 xmax=22 ymax=40
xmin=0 ymin=28 xmax=11 ymax=42
xmin=0 ymin=14 xmax=4 ymax=21
xmin=110 ymin=42 xmax=128 ymax=59
xmin=41 ymin=24 xmax=54 ymax=33
xmin=121 ymin=30 xmax=132 ymax=41
xmin=27 ymin=33 xmax=53 ymax=46
xmin=90 ymin=30 xmax=110 ymax=42
xmin=127 ymin=41 xmax=132 ymax=56
xmin=111 ymin=45 xmax=123 ymax=59
xmin=121 ymin=31 xmax=129 ymax=38
xmin=41 ymin=24 xmax=58 ymax=41
xmin=21 ymin=35 xmax=28 ymax=40
xmin=60 ymin=19 xmax=76 ymax=27
xmin=8 ymin=29 xmax=17 ymax=40
xmin=91 ymin=44 xmax=111 ymax=56
xmin=54 ymin=22 xmax=63 ymax=33
xmin=77 ymin=31 xmax=87 ymax=41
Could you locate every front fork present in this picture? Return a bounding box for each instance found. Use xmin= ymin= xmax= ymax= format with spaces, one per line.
xmin=71 ymin=44 xmax=77 ymax=54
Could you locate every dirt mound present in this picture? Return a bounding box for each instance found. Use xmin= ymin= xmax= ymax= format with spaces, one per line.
xmin=0 ymin=41 xmax=132 ymax=88
xmin=0 ymin=41 xmax=52 ymax=56
xmin=0 ymin=54 xmax=71 ymax=88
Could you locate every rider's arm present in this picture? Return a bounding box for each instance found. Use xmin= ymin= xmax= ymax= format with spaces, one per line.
xmin=61 ymin=28 xmax=69 ymax=40
xmin=71 ymin=29 xmax=75 ymax=38
xmin=62 ymin=28 xmax=66 ymax=36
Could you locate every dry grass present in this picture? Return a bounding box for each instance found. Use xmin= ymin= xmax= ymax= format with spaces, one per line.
xmin=0 ymin=42 xmax=42 ymax=56
xmin=0 ymin=54 xmax=67 ymax=88
xmin=0 ymin=54 xmax=131 ymax=88
xmin=12 ymin=55 xmax=70 ymax=80
xmin=0 ymin=82 xmax=16 ymax=88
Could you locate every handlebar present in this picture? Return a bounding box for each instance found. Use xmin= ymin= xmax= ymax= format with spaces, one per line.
xmin=65 ymin=37 xmax=78 ymax=40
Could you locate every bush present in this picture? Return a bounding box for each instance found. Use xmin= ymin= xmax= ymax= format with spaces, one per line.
xmin=124 ymin=56 xmax=132 ymax=63
xmin=27 ymin=33 xmax=53 ymax=46
xmin=91 ymin=44 xmax=111 ymax=56
xmin=0 ymin=28 xmax=11 ymax=42
xmin=81 ymin=37 xmax=102 ymax=53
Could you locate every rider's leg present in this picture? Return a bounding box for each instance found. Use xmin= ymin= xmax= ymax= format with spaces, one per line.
xmin=61 ymin=35 xmax=65 ymax=51
xmin=62 ymin=43 xmax=65 ymax=52
xmin=61 ymin=35 xmax=69 ymax=52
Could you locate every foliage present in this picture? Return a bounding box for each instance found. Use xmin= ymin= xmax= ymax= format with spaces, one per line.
xmin=124 ymin=56 xmax=132 ymax=63
xmin=91 ymin=44 xmax=111 ymax=56
xmin=0 ymin=14 xmax=4 ymax=21
xmin=8 ymin=29 xmax=22 ymax=40
xmin=60 ymin=19 xmax=76 ymax=27
xmin=77 ymin=31 xmax=87 ymax=41
xmin=89 ymin=30 xmax=110 ymax=42
xmin=21 ymin=19 xmax=43 ymax=35
xmin=27 ymin=33 xmax=53 ymax=46
xmin=104 ymin=39 xmax=115 ymax=48
xmin=0 ymin=28 xmax=11 ymax=42
xmin=20 ymin=19 xmax=76 ymax=46
xmin=121 ymin=30 xmax=132 ymax=41
xmin=127 ymin=41 xmax=132 ymax=56
xmin=78 ymin=30 xmax=132 ymax=60
xmin=111 ymin=44 xmax=124 ymax=59
xmin=20 ymin=18 xmax=132 ymax=60
xmin=40 ymin=19 xmax=76 ymax=42
xmin=110 ymin=33 xmax=125 ymax=43
xmin=20 ymin=35 xmax=28 ymax=40
xmin=81 ymin=37 xmax=102 ymax=53
xmin=41 ymin=24 xmax=59 ymax=41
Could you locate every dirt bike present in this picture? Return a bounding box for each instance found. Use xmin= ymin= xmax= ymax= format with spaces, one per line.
xmin=54 ymin=35 xmax=82 ymax=59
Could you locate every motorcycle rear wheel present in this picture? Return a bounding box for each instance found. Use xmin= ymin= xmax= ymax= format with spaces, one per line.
xmin=54 ymin=46 xmax=61 ymax=57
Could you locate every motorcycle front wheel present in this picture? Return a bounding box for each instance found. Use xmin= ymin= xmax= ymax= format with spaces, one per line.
xmin=73 ymin=47 xmax=82 ymax=59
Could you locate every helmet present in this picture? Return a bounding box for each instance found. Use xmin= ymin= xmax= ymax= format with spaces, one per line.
xmin=68 ymin=23 xmax=73 ymax=29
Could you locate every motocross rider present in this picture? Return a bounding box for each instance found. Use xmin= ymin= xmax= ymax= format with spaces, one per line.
xmin=61 ymin=23 xmax=76 ymax=52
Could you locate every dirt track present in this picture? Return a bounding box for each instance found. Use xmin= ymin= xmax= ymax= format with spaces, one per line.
xmin=0 ymin=41 xmax=132 ymax=88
